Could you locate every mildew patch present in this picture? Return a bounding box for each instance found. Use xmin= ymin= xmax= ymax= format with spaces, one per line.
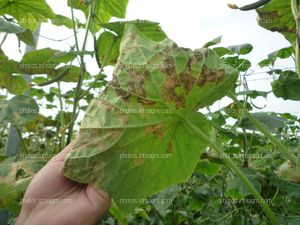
xmin=144 ymin=124 xmax=165 ymax=140
xmin=137 ymin=97 xmax=156 ymax=106
xmin=197 ymin=65 xmax=225 ymax=87
xmin=167 ymin=142 xmax=173 ymax=153
xmin=133 ymin=158 xmax=145 ymax=166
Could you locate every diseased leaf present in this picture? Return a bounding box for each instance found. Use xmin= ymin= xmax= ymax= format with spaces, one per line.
xmin=97 ymin=20 xmax=168 ymax=67
xmin=256 ymin=0 xmax=295 ymax=44
xmin=102 ymin=20 xmax=167 ymax=42
xmin=276 ymin=161 xmax=300 ymax=183
xmin=0 ymin=157 xmax=46 ymax=213
xmin=0 ymin=95 xmax=39 ymax=126
xmin=61 ymin=24 xmax=238 ymax=213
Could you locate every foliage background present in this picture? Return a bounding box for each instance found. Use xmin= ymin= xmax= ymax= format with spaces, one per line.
xmin=0 ymin=0 xmax=300 ymax=225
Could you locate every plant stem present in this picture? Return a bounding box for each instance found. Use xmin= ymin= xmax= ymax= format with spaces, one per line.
xmin=228 ymin=92 xmax=297 ymax=165
xmin=70 ymin=1 xmax=80 ymax=52
xmin=291 ymin=0 xmax=300 ymax=77
xmin=79 ymin=38 xmax=116 ymax=99
xmin=67 ymin=2 xmax=94 ymax=145
xmin=15 ymin=127 xmax=28 ymax=153
xmin=297 ymin=137 xmax=300 ymax=175
xmin=185 ymin=120 xmax=280 ymax=225
xmin=57 ymin=82 xmax=66 ymax=149
xmin=0 ymin=33 xmax=8 ymax=48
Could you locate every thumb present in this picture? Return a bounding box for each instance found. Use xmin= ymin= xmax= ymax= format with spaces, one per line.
xmin=85 ymin=185 xmax=111 ymax=217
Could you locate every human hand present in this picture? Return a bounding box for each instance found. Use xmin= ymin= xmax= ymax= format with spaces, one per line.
xmin=15 ymin=144 xmax=111 ymax=225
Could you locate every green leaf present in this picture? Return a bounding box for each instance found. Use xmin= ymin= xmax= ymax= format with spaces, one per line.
xmin=94 ymin=0 xmax=129 ymax=26
xmin=5 ymin=75 xmax=28 ymax=95
xmin=256 ymin=0 xmax=295 ymax=44
xmin=101 ymin=20 xmax=167 ymax=42
xmin=202 ymin=36 xmax=222 ymax=48
xmin=0 ymin=183 xmax=18 ymax=209
xmin=0 ymin=18 xmax=25 ymax=33
xmin=48 ymin=66 xmax=87 ymax=83
xmin=20 ymin=48 xmax=76 ymax=74
xmin=16 ymin=29 xmax=35 ymax=46
xmin=271 ymin=46 xmax=294 ymax=59
xmin=20 ymin=48 xmax=58 ymax=74
xmin=0 ymin=54 xmax=21 ymax=77
xmin=67 ymin=0 xmax=88 ymax=14
xmin=227 ymin=44 xmax=253 ymax=55
xmin=226 ymin=168 xmax=261 ymax=199
xmin=0 ymin=95 xmax=39 ymax=126
xmin=272 ymin=70 xmax=300 ymax=100
xmin=213 ymin=47 xmax=233 ymax=57
xmin=68 ymin=0 xmax=129 ymax=32
xmin=224 ymin=57 xmax=251 ymax=72
xmin=0 ymin=54 xmax=27 ymax=94
xmin=51 ymin=14 xmax=73 ymax=29
xmin=194 ymin=160 xmax=220 ymax=176
xmin=51 ymin=51 xmax=79 ymax=64
xmin=259 ymin=47 xmax=294 ymax=68
xmin=97 ymin=31 xmax=121 ymax=66
xmin=237 ymin=90 xmax=269 ymax=99
xmin=240 ymin=112 xmax=285 ymax=133
xmin=224 ymin=101 xmax=252 ymax=119
xmin=108 ymin=200 xmax=128 ymax=225
xmin=0 ymin=0 xmax=55 ymax=31
xmin=152 ymin=185 xmax=181 ymax=211
xmin=61 ymin=24 xmax=238 ymax=213
xmin=100 ymin=0 xmax=128 ymax=18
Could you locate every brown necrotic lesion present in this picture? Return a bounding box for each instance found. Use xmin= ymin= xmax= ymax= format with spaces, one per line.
xmin=160 ymin=51 xmax=226 ymax=109
xmin=197 ymin=65 xmax=225 ymax=87
xmin=144 ymin=124 xmax=165 ymax=140
xmin=111 ymin=44 xmax=226 ymax=110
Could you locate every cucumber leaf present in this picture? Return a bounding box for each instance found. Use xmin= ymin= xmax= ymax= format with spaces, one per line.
xmin=61 ymin=24 xmax=238 ymax=213
xmin=256 ymin=0 xmax=295 ymax=44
